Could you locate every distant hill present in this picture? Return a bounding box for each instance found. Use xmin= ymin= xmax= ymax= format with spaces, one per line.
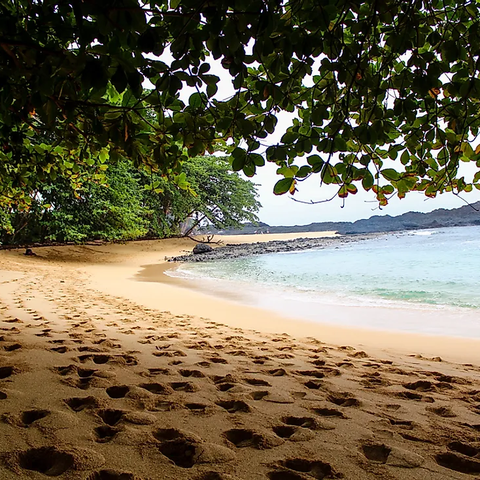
xmin=211 ymin=201 xmax=480 ymax=235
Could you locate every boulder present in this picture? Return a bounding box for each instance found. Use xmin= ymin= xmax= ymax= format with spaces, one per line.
xmin=193 ymin=243 xmax=213 ymax=254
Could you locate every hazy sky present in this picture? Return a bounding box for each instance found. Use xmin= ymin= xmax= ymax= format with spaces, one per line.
xmin=252 ymin=163 xmax=480 ymax=226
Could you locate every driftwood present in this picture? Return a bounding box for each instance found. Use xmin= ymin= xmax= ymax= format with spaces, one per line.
xmin=185 ymin=234 xmax=223 ymax=245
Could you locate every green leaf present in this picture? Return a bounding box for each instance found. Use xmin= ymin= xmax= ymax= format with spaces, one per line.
xmin=199 ymin=63 xmax=210 ymax=74
xmin=281 ymin=131 xmax=298 ymax=144
xmin=273 ymin=177 xmax=294 ymax=195
xmin=243 ymin=163 xmax=255 ymax=177
xmin=400 ymin=150 xmax=410 ymax=166
xmin=232 ymin=156 xmax=245 ymax=171
xmin=362 ymin=170 xmax=374 ymax=190
xmin=381 ymin=169 xmax=400 ymax=181
xmin=296 ymin=165 xmax=312 ymax=178
xmin=248 ymin=153 xmax=265 ymax=166
xmin=189 ymin=92 xmax=203 ymax=108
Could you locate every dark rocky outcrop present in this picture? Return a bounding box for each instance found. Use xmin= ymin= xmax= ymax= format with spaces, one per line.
xmin=193 ymin=243 xmax=214 ymax=254
xmin=171 ymin=234 xmax=377 ymax=263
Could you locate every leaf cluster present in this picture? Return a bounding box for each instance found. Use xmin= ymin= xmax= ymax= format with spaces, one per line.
xmin=2 ymin=0 xmax=480 ymax=210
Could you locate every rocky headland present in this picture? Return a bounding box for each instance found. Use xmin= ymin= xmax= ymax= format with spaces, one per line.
xmin=169 ymin=233 xmax=378 ymax=262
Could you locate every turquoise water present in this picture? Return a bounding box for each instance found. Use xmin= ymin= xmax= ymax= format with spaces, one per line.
xmin=169 ymin=226 xmax=480 ymax=336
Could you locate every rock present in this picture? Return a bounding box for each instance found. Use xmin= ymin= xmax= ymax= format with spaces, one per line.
xmin=193 ymin=243 xmax=213 ymax=254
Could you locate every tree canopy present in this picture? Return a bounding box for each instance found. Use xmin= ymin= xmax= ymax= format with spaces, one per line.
xmin=2 ymin=0 xmax=480 ymax=215
xmin=1 ymin=156 xmax=260 ymax=244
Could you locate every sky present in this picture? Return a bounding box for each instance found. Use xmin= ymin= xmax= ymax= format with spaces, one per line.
xmin=252 ymin=162 xmax=480 ymax=226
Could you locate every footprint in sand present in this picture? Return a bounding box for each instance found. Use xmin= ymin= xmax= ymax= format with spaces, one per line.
xmin=87 ymin=470 xmax=141 ymax=480
xmin=138 ymin=383 xmax=172 ymax=395
xmin=54 ymin=365 xmax=77 ymax=376
xmin=0 ymin=366 xmax=16 ymax=379
xmin=77 ymin=346 xmax=105 ymax=353
xmin=304 ymin=380 xmax=323 ymax=390
xmin=208 ymin=356 xmax=228 ymax=364
xmin=153 ymin=428 xmax=201 ymax=468
xmin=272 ymin=425 xmax=315 ymax=442
xmin=267 ymin=368 xmax=288 ymax=377
xmin=106 ymin=385 xmax=130 ymax=399
xmin=216 ymin=382 xmax=236 ymax=392
xmin=269 ymin=459 xmax=340 ymax=480
xmin=96 ymin=409 xmax=125 ymax=426
xmin=17 ymin=447 xmax=75 ymax=476
xmin=153 ymin=350 xmax=186 ymax=358
xmin=312 ymin=407 xmax=347 ymax=419
xmin=8 ymin=445 xmax=103 ymax=477
xmin=143 ymin=367 xmax=170 ymax=377
xmin=3 ymin=343 xmax=22 ymax=352
xmin=197 ymin=361 xmax=211 ymax=368
xmin=170 ymin=381 xmax=198 ymax=392
xmin=295 ymin=370 xmax=326 ymax=379
xmin=95 ymin=425 xmax=120 ymax=443
xmin=244 ymin=377 xmax=271 ymax=387
xmin=169 ymin=359 xmax=183 ymax=366
xmin=403 ymin=380 xmax=436 ymax=392
xmin=50 ymin=346 xmax=69 ymax=353
xmin=327 ymin=393 xmax=361 ymax=407
xmin=179 ymin=369 xmax=205 ymax=378
xmin=395 ymin=391 xmax=434 ymax=403
xmin=224 ymin=429 xmax=282 ymax=449
xmin=185 ymin=403 xmax=210 ymax=414
xmin=435 ymin=442 xmax=480 ymax=474
xmin=426 ymin=405 xmax=456 ymax=417
xmin=64 ymin=396 xmax=102 ymax=412
xmin=361 ymin=443 xmax=424 ymax=468
xmin=216 ymin=400 xmax=251 ymax=413
xmin=250 ymin=391 xmax=269 ymax=400
xmin=281 ymin=416 xmax=321 ymax=430
xmin=19 ymin=409 xmax=50 ymax=427
xmin=36 ymin=329 xmax=53 ymax=337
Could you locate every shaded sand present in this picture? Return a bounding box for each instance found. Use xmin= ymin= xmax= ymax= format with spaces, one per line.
xmin=0 ymin=234 xmax=480 ymax=480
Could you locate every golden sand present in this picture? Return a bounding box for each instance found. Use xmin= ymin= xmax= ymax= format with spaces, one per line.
xmin=0 ymin=234 xmax=479 ymax=479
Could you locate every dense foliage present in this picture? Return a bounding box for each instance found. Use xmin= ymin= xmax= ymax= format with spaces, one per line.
xmin=2 ymin=0 xmax=480 ymax=234
xmin=1 ymin=156 xmax=260 ymax=244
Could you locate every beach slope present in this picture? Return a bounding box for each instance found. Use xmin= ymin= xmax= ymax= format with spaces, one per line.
xmin=0 ymin=236 xmax=479 ymax=480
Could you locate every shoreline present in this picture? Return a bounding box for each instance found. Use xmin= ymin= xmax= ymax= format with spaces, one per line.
xmin=134 ymin=258 xmax=480 ymax=364
xmin=2 ymin=233 xmax=480 ymax=363
xmin=148 ymin=260 xmax=480 ymax=337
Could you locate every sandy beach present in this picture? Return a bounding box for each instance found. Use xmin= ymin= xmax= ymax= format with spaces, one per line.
xmin=1 ymin=233 xmax=480 ymax=479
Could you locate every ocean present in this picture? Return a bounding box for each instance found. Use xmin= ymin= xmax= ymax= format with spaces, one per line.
xmin=166 ymin=226 xmax=480 ymax=338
